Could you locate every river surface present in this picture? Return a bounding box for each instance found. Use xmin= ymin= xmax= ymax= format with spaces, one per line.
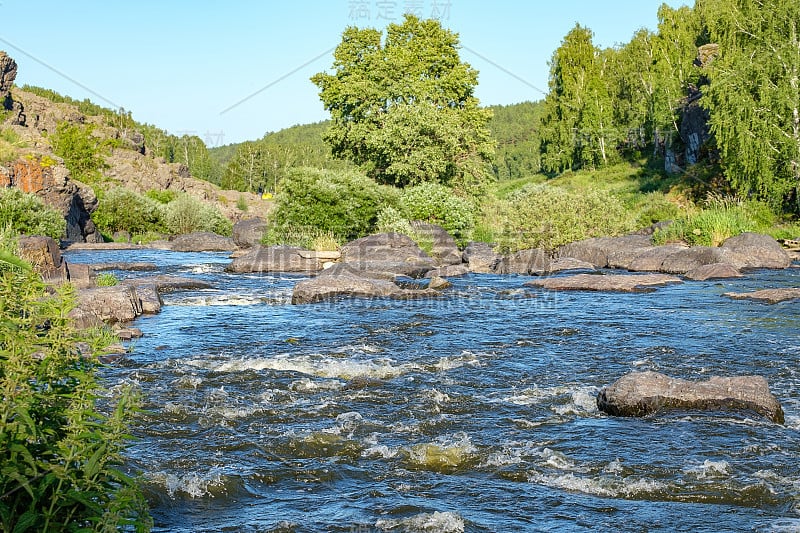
xmin=65 ymin=249 xmax=800 ymax=532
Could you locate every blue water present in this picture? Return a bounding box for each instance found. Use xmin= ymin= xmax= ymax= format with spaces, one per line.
xmin=66 ymin=250 xmax=800 ymax=532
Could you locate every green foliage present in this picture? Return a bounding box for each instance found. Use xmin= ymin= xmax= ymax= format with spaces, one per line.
xmin=0 ymin=187 xmax=65 ymax=239
xmin=395 ymin=182 xmax=475 ymax=245
xmin=631 ymin=192 xmax=683 ymax=228
xmin=497 ymin=184 xmax=633 ymax=252
xmin=236 ymin=195 xmax=248 ymax=212
xmin=312 ymin=14 xmax=495 ymax=188
xmin=652 ymin=195 xmax=773 ymax=246
xmin=270 ymin=167 xmax=398 ymax=241
xmin=94 ymin=272 xmax=119 ymax=287
xmin=488 ymin=102 xmax=544 ymax=179
xmin=145 ymin=189 xmax=176 ymax=204
xmin=92 ymin=187 xmax=166 ymax=236
xmin=375 ymin=206 xmax=435 ymax=253
xmin=163 ymin=194 xmax=233 ymax=236
xmin=0 ymin=265 xmax=151 ymax=532
xmin=700 ymin=0 xmax=800 ymax=211
xmin=172 ymin=135 xmax=221 ymax=184
xmin=49 ymin=122 xmax=107 ymax=182
xmin=0 ymin=128 xmax=23 ymax=164
xmin=261 ymin=225 xmax=342 ymax=251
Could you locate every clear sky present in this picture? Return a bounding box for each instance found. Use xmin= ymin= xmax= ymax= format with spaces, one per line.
xmin=0 ymin=1 xmax=690 ymax=146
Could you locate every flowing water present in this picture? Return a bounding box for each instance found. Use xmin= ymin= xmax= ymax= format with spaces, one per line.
xmin=66 ymin=249 xmax=800 ymax=532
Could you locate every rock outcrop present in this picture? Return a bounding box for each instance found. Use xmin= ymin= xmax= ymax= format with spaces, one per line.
xmin=170 ymin=231 xmax=236 ymax=252
xmin=525 ymin=273 xmax=682 ymax=292
xmin=462 ymin=242 xmax=500 ymax=273
xmin=17 ymin=235 xmax=68 ymax=283
xmin=0 ymin=51 xmax=24 ymax=124
xmin=596 ymin=371 xmax=784 ymax=424
xmin=718 ymin=232 xmax=791 ymax=270
xmin=410 ymin=222 xmax=462 ymax=265
xmin=493 ymin=248 xmax=550 ymax=275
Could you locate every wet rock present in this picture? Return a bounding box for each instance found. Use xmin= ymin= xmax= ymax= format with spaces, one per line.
xmin=719 ymin=232 xmax=791 ymax=270
xmin=17 ymin=235 xmax=68 ymax=283
xmin=493 ymin=248 xmax=550 ymax=275
xmin=525 ymin=273 xmax=682 ymax=292
xmin=71 ymin=285 xmax=142 ymax=326
xmin=597 ymin=371 xmax=784 ymax=424
xmin=723 ymin=287 xmax=800 ymax=304
xmin=557 ymin=235 xmax=653 ymax=268
xmin=427 ymin=276 xmax=451 ymax=290
xmin=115 ymin=327 xmax=143 ymax=340
xmin=410 ymin=222 xmax=462 ymax=266
xmin=462 ymin=242 xmax=500 ymax=273
xmin=424 ymin=264 xmax=470 ymax=278
xmin=170 ymin=231 xmax=236 ymax=252
xmin=685 ymin=263 xmax=742 ymax=281
xmin=226 ymin=245 xmax=322 ymax=273
xmin=90 ymin=262 xmax=158 ymax=272
xmin=232 ymin=217 xmax=267 ymax=248
xmin=340 ymin=233 xmax=435 ymax=278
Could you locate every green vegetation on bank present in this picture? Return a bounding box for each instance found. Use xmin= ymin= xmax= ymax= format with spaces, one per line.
xmin=0 ymin=237 xmax=151 ymax=531
xmin=0 ymin=187 xmax=65 ymax=240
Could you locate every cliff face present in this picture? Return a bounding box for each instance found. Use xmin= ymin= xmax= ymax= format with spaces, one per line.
xmin=1 ymin=50 xmax=270 ymax=242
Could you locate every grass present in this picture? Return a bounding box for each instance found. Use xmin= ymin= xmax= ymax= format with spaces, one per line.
xmin=262 ymin=225 xmax=342 ymax=251
xmin=95 ymin=272 xmax=119 ymax=287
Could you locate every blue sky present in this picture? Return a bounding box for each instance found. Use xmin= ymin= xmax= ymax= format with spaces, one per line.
xmin=0 ymin=1 xmax=689 ymax=145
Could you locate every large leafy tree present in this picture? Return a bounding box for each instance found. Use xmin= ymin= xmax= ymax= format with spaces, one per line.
xmin=311 ymin=14 xmax=494 ymax=191
xmin=700 ymin=0 xmax=800 ymax=209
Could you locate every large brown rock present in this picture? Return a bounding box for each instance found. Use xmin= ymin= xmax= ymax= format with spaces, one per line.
xmin=685 ymin=263 xmax=742 ymax=281
xmin=723 ymin=287 xmax=800 ymax=304
xmin=226 ymin=245 xmax=322 ymax=273
xmin=597 ymin=371 xmax=784 ymax=424
xmin=340 ymin=233 xmax=435 ymax=278
xmin=291 ymin=263 xmax=438 ymax=304
xmin=525 ymin=273 xmax=682 ymax=292
xmin=462 ymin=242 xmax=500 ymax=273
xmin=493 ymin=248 xmax=550 ymax=275
xmin=557 ymin=235 xmax=653 ymax=268
xmin=170 ymin=231 xmax=236 ymax=252
xmin=410 ymin=222 xmax=462 ymax=266
xmin=719 ymin=232 xmax=791 ymax=270
xmin=627 ymin=244 xmax=688 ymax=272
xmin=232 ymin=217 xmax=267 ymax=248
xmin=659 ymin=246 xmax=729 ymax=274
xmin=17 ymin=235 xmax=67 ymax=283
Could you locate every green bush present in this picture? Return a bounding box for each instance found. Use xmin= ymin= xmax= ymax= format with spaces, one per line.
xmin=49 ymin=122 xmax=108 ymax=182
xmin=271 ymin=168 xmax=398 ymax=240
xmin=0 ymin=264 xmax=151 ymax=531
xmin=654 ymin=208 xmax=757 ymax=247
xmin=144 ymin=189 xmax=176 ymax=204
xmin=261 ymin=225 xmax=342 ymax=250
xmin=0 ymin=187 xmax=66 ymax=240
xmin=497 ymin=184 xmax=633 ymax=252
xmin=396 ymin=182 xmax=476 ymax=245
xmin=376 ymin=206 xmax=435 ymax=254
xmin=92 ymin=187 xmax=166 ymax=236
xmin=163 ymin=194 xmax=232 ymax=236
xmin=632 ymin=192 xmax=683 ymax=229
xmin=95 ymin=272 xmax=119 ymax=287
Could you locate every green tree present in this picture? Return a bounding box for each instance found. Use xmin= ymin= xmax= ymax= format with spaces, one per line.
xmin=311 ymin=14 xmax=494 ymax=190
xmin=49 ymin=122 xmax=107 ymax=181
xmin=700 ymin=0 xmax=800 ymax=209
xmin=540 ymin=24 xmax=616 ymax=172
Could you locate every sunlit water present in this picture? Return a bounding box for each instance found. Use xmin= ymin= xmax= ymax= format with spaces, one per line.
xmin=66 ymin=249 xmax=800 ymax=532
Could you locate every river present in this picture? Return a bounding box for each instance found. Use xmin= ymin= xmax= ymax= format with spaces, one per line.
xmin=64 ymin=249 xmax=800 ymax=532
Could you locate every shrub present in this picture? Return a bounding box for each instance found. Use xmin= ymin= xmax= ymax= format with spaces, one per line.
xmin=0 ymin=128 xmax=23 ymax=164
xmin=632 ymin=192 xmax=683 ymax=229
xmin=271 ymin=168 xmax=398 ymax=240
xmin=497 ymin=184 xmax=633 ymax=252
xmin=163 ymin=194 xmax=232 ymax=236
xmin=0 ymin=262 xmax=151 ymax=531
xmin=0 ymin=187 xmax=66 ymax=239
xmin=92 ymin=187 xmax=166 ymax=236
xmin=49 ymin=122 xmax=108 ymax=182
xmin=261 ymin=225 xmax=342 ymax=251
xmin=95 ymin=272 xmax=119 ymax=286
xmin=236 ymin=195 xmax=248 ymax=212
xmin=396 ymin=182 xmax=476 ymax=245
xmin=376 ymin=206 xmax=435 ymax=253
xmin=144 ymin=189 xmax=176 ymax=204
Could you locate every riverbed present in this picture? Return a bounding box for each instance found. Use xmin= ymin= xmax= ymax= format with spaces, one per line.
xmin=65 ymin=249 xmax=800 ymax=532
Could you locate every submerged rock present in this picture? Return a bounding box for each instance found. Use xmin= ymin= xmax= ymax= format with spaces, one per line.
xmin=597 ymin=371 xmax=784 ymax=424
xmin=525 ymin=273 xmax=682 ymax=292
xmin=685 ymin=263 xmax=742 ymax=281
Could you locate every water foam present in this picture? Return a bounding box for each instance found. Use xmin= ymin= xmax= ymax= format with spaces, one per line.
xmin=150 ymin=470 xmax=229 ymax=498
xmin=528 ymin=470 xmax=667 ymax=499
xmin=375 ymin=511 xmax=465 ymax=533
xmin=685 ymin=459 xmax=731 ymax=479
xmin=406 ymin=433 xmax=476 ymax=470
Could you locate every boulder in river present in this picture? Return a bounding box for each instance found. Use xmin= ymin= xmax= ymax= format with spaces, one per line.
xmin=723 ymin=287 xmax=800 ymax=304
xmin=596 ymin=371 xmax=784 ymax=424
xmin=718 ymin=232 xmax=791 ymax=270
xmin=557 ymin=235 xmax=653 ymax=269
xmin=232 ymin=217 xmax=267 ymax=249
xmin=493 ymin=248 xmax=550 ymax=275
xmin=685 ymin=263 xmax=742 ymax=281
xmin=462 ymin=242 xmax=500 ymax=273
xmin=525 ymin=273 xmax=682 ymax=292
xmin=226 ymin=245 xmax=322 ymax=273
xmin=340 ymin=233 xmax=435 ymax=278
xmin=410 ymin=222 xmax=463 ymax=266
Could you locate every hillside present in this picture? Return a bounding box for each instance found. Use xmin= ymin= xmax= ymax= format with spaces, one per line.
xmin=1 ymin=51 xmax=271 ymax=242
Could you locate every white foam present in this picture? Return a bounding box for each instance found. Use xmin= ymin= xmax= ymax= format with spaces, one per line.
xmin=551 ymin=387 xmax=598 ymax=416
xmin=150 ymin=470 xmax=227 ymax=498
xmin=184 ymin=354 xmax=418 ymax=380
xmin=685 ymin=459 xmax=730 ymax=479
xmin=433 ymin=351 xmax=483 ymax=372
xmin=528 ymin=471 xmax=667 ymax=499
xmin=375 ymin=511 xmax=465 ymax=533
xmin=169 ymin=294 xmax=268 ymax=306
